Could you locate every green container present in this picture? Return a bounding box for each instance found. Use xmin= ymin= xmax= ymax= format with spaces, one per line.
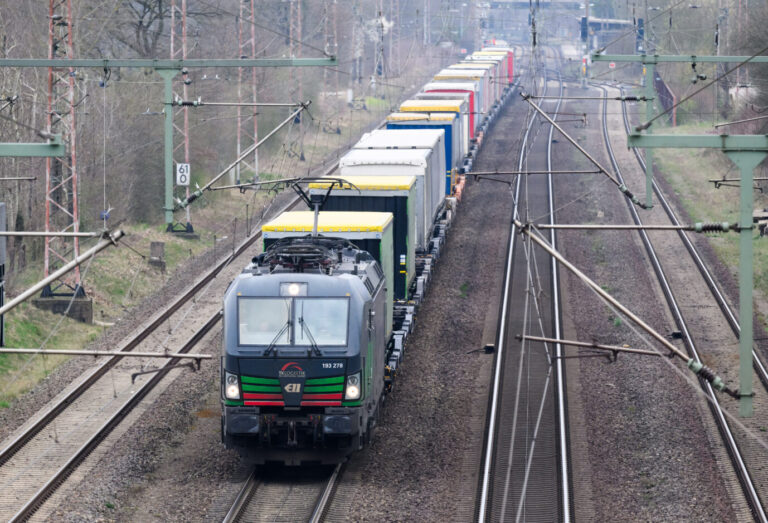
xmin=309 ymin=176 xmax=417 ymax=300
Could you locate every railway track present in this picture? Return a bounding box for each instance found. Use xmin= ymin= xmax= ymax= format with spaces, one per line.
xmin=477 ymin=49 xmax=570 ymax=522
xmin=0 ymin=232 xmax=278 ymax=521
xmin=598 ymin=84 xmax=768 ymax=520
xmin=222 ymin=464 xmax=341 ymax=523
xmin=0 ymin=161 xmax=344 ymax=521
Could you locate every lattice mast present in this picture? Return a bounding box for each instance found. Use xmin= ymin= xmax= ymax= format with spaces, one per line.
xmin=374 ymin=0 xmax=386 ymax=78
xmin=390 ymin=0 xmax=399 ymax=77
xmin=170 ymin=0 xmax=192 ymax=228
xmin=289 ymin=0 xmax=304 ymax=160
xmin=236 ymin=0 xmax=260 ymax=184
xmin=43 ymin=0 xmax=84 ymax=297
xmin=333 ymin=0 xmax=339 ymax=98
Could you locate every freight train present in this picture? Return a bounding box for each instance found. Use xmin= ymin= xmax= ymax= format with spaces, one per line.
xmin=221 ymin=45 xmax=516 ymax=465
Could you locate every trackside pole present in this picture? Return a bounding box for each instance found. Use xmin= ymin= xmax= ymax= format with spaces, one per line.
xmin=158 ymin=68 xmax=179 ymax=230
xmin=728 ymin=150 xmax=765 ymax=417
xmin=644 ymin=63 xmax=654 ymax=208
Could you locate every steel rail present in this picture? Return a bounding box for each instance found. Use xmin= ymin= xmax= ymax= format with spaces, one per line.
xmin=309 ymin=463 xmax=343 ymax=523
xmin=602 ymin=85 xmax=767 ymax=522
xmin=222 ymin=468 xmax=260 ymax=523
xmin=475 ymin=78 xmax=533 ymax=523
xmin=0 ymin=222 xmax=269 ymax=468
xmin=10 ymin=310 xmax=223 ymax=522
xmin=546 ymin=70 xmax=571 ymax=522
xmin=0 ymin=348 xmax=213 ymax=359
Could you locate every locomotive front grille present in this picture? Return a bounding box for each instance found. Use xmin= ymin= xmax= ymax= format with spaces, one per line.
xmin=240 ymin=374 xmax=346 ymax=407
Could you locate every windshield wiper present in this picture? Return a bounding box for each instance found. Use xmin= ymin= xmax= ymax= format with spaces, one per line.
xmin=298 ymin=317 xmax=323 ymax=357
xmin=263 ymin=320 xmax=291 ymax=356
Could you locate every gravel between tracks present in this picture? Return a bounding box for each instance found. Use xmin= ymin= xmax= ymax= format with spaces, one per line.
xmin=557 ymin=85 xmax=737 ymax=521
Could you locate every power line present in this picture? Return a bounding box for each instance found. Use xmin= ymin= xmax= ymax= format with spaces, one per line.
xmin=194 ymin=0 xmax=330 ymax=57
xmin=637 ymin=43 xmax=768 ymax=131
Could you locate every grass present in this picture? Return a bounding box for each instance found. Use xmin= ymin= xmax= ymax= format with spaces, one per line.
xmin=0 ymin=302 xmax=103 ymax=406
xmin=364 ymin=96 xmax=392 ymax=111
xmin=459 ymin=282 xmax=470 ymax=298
xmin=653 ymin=132 xmax=768 ymax=305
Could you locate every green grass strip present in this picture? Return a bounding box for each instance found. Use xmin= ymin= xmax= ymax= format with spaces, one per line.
xmin=306 ymin=376 xmax=344 ymax=385
xmin=304 ymin=385 xmax=343 ymax=393
xmin=241 ymin=376 xmax=280 ymax=385
xmin=242 ymin=384 xmax=282 ymax=393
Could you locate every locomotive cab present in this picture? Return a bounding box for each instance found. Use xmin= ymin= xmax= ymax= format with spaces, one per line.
xmin=221 ymin=237 xmax=388 ymax=465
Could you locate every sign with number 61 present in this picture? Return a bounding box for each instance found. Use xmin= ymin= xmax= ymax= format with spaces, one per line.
xmin=176 ymin=163 xmax=190 ymax=186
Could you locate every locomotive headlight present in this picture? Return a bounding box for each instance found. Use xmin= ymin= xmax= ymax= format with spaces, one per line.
xmin=280 ymin=282 xmax=307 ymax=296
xmin=345 ymin=372 xmax=362 ymax=401
xmin=225 ymin=372 xmax=241 ymax=400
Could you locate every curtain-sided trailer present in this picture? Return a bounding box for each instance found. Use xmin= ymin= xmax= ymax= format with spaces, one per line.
xmin=432 ymin=68 xmax=489 ymax=117
xmin=421 ymin=81 xmax=480 ymax=136
xmin=354 ymin=129 xmax=449 ymax=199
xmin=477 ymin=47 xmax=515 ymax=85
xmin=397 ymin=99 xmax=469 ymax=164
xmin=339 ymin=148 xmax=441 ymax=249
xmin=385 ymin=112 xmax=464 ymax=186
xmin=309 ymin=176 xmax=418 ymax=301
xmin=449 ymin=62 xmax=501 ymax=105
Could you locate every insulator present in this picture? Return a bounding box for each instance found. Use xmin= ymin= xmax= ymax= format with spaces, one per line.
xmin=694 ymin=222 xmax=730 ymax=233
xmin=687 ymin=359 xmax=726 ymax=392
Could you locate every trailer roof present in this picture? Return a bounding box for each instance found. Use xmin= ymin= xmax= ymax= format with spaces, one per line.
xmin=262 ymin=211 xmax=393 ymax=233
xmin=400 ymin=99 xmax=465 ymax=112
xmin=434 ymin=69 xmax=486 ymax=79
xmin=449 ymin=62 xmax=495 ymax=70
xmin=423 ymin=81 xmax=478 ymax=91
xmin=308 ymin=175 xmax=416 ymax=191
xmin=355 ymin=129 xmax=444 ymax=149
xmin=386 ymin=111 xmax=457 ymax=122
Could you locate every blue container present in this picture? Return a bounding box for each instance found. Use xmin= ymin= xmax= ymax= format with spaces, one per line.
xmin=386 ymin=112 xmax=462 ymax=196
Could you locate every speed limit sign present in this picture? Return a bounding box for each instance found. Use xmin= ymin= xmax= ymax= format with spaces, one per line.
xmin=176 ymin=163 xmax=190 ymax=186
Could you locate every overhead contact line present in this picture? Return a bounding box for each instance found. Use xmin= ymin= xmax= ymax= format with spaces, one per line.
xmin=520 ymin=92 xmax=651 ymax=210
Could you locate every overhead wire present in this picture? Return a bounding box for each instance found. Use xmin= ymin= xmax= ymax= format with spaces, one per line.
xmin=194 ymin=0 xmax=331 ymax=57
xmin=637 ymin=42 xmax=768 ymax=131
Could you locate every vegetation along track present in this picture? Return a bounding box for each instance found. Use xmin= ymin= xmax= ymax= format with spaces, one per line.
xmin=223 ymin=464 xmax=341 ymax=523
xmin=477 ymin=53 xmax=570 ymax=522
xmin=599 ymin=83 xmax=768 ymax=520
xmin=0 ymin=154 xmax=350 ymax=521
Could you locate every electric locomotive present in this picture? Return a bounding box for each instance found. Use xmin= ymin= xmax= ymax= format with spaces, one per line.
xmin=221 ymin=236 xmax=389 ymax=465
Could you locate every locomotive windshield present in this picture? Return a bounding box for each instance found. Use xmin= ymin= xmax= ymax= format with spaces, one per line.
xmin=295 ymin=298 xmax=349 ymax=346
xmin=238 ymin=297 xmax=291 ymax=345
xmin=238 ymin=296 xmax=349 ymax=347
